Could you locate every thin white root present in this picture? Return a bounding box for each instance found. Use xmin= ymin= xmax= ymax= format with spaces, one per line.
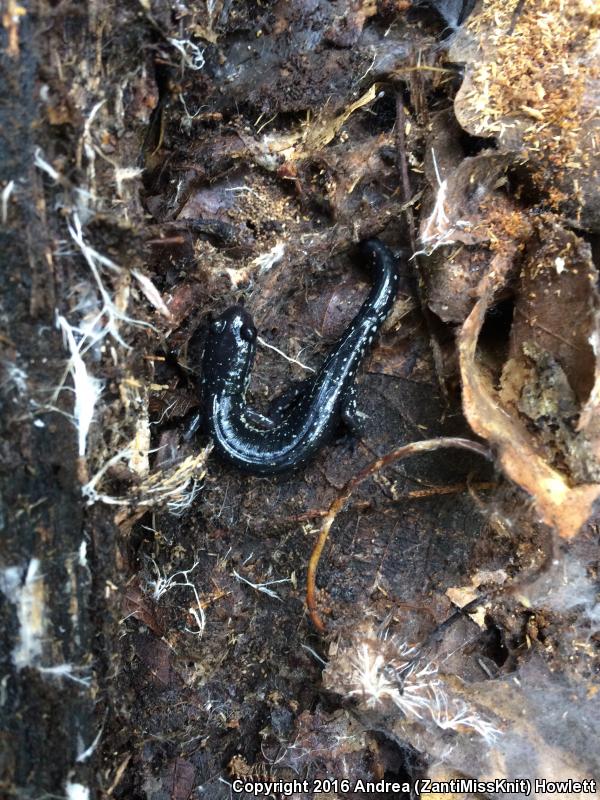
xmin=252 ymin=241 xmax=285 ymax=274
xmin=168 ymin=37 xmax=205 ymax=70
xmin=67 ymin=212 xmax=157 ymax=347
xmin=57 ymin=315 xmax=103 ymax=457
xmin=82 ymin=446 xmax=212 ymax=514
xmin=341 ymin=630 xmax=500 ymax=744
xmin=147 ymin=558 xmax=205 ymax=636
xmin=37 ymin=663 xmax=92 ymax=687
xmin=132 ymin=269 xmax=172 ymax=318
xmin=34 ymin=147 xmax=60 ymax=182
xmin=1 ymin=179 xmax=15 ymax=224
xmin=233 ymin=570 xmax=291 ymax=600
xmin=257 ymin=336 xmax=316 ymax=374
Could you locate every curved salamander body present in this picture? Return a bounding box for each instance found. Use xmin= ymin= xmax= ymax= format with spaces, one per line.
xmin=201 ymin=239 xmax=400 ymax=474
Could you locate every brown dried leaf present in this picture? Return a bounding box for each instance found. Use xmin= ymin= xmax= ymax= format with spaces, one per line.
xmin=122 ymin=583 xmax=164 ymax=636
xmin=459 ymin=269 xmax=600 ymax=539
xmin=507 ymin=222 xmax=596 ymax=402
xmin=166 ymin=758 xmax=196 ymax=800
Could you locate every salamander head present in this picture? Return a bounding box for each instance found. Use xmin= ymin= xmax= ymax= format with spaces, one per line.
xmin=202 ymin=305 xmax=257 ymax=396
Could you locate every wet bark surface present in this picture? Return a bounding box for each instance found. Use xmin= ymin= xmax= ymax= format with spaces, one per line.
xmin=1 ymin=2 xmax=599 ymax=799
xmin=0 ymin=10 xmax=96 ymax=795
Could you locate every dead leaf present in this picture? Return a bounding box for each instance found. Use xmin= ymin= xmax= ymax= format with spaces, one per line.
xmin=459 ymin=269 xmax=600 ymax=539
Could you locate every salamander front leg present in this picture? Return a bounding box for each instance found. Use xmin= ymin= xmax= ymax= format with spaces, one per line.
xmin=182 ymin=411 xmax=203 ymax=442
xmin=268 ymin=379 xmax=311 ymax=422
xmin=238 ymin=380 xmax=311 ymax=432
xmin=240 ymin=407 xmax=277 ymax=430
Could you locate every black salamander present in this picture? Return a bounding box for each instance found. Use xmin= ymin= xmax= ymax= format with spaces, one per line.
xmin=200 ymin=239 xmax=400 ymax=474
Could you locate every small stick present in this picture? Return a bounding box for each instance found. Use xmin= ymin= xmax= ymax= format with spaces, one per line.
xmin=268 ymin=481 xmax=495 ymax=527
xmin=306 ymin=437 xmax=493 ymax=632
xmin=395 ymin=93 xmax=417 ymax=253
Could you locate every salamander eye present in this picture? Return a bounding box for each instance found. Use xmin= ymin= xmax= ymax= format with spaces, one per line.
xmin=240 ymin=324 xmax=257 ymax=342
xmin=211 ymin=319 xmax=226 ymax=334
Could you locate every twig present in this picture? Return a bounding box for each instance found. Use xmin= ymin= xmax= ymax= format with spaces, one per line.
xmin=508 ymin=0 xmax=527 ymax=35
xmin=306 ymin=437 xmax=493 ymax=632
xmin=395 ymin=93 xmax=453 ymax=402
xmin=395 ymin=93 xmax=417 ymax=253
xmin=256 ymin=481 xmax=495 ymax=527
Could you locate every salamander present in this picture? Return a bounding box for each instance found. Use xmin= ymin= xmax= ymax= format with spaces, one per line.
xmin=200 ymin=239 xmax=400 ymax=475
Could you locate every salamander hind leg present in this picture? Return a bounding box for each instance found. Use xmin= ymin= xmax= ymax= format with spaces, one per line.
xmin=341 ymin=385 xmax=368 ymax=438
